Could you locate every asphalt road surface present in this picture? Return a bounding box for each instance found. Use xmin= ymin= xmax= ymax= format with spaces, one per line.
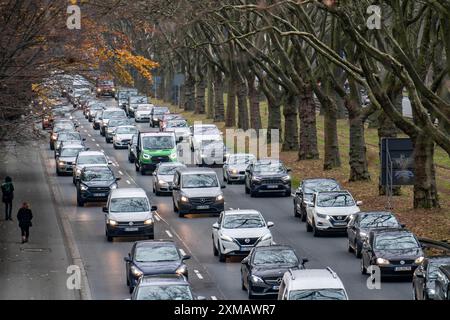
xmin=42 ymin=97 xmax=412 ymax=300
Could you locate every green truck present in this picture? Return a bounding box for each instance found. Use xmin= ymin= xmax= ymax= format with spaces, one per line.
xmin=135 ymin=131 xmax=178 ymax=174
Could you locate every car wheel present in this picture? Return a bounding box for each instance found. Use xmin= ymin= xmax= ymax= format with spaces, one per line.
xmin=313 ymin=221 xmax=321 ymax=237
xmin=247 ymin=283 xmax=255 ymax=299
xmin=155 ymin=190 xmax=162 ymax=196
xmin=348 ymin=240 xmax=354 ymax=253
xmin=173 ymin=199 xmax=179 ymax=212
xmin=140 ymin=166 xmax=146 ymax=175
xmin=135 ymin=162 xmax=139 ymax=172
xmin=218 ymin=247 xmax=226 ymax=262
xmin=178 ymin=211 xmax=185 ymax=218
xmin=50 ymin=143 xmax=54 ymax=150
xmin=213 ymin=240 xmax=218 ymax=256
xmin=294 ymin=204 xmax=300 ymax=218
xmin=72 ymin=177 xmax=76 ymax=185
xmin=77 ymin=196 xmax=84 ymax=207
xmin=355 ymin=241 xmax=362 ymax=259
xmin=148 ymin=234 xmax=154 ymax=240
xmin=250 ymin=189 xmax=257 ymax=198
xmin=412 ymin=286 xmax=418 ymax=300
xmin=360 ymin=259 xmax=367 ymax=275
xmin=126 ymin=276 xmax=130 ymax=286
xmin=128 ymin=154 xmax=134 ymax=163
xmin=129 ymin=285 xmax=134 ymax=294
xmin=107 ymin=235 xmax=113 ymax=242
xmin=56 ymin=168 xmax=61 ymax=176
xmin=241 ymin=274 xmax=246 ymax=291
xmin=113 ymin=145 xmax=118 ymax=149
xmin=300 ymin=206 xmax=307 ymax=222
xmin=245 ymin=183 xmax=250 ymax=194
xmin=306 ymin=220 xmax=313 ymax=232
xmin=284 ymin=189 xmax=291 ymax=197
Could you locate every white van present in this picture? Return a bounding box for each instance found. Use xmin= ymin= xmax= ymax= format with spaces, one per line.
xmin=103 ymin=188 xmax=157 ymax=242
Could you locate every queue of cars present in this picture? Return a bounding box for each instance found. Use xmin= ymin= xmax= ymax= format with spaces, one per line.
xmin=42 ymin=79 xmax=450 ymax=301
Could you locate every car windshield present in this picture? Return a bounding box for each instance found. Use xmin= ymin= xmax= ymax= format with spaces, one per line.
xmin=130 ymin=96 xmax=147 ymax=104
xmin=166 ymin=120 xmax=187 ymax=128
xmin=54 ymin=124 xmax=74 ymax=131
xmin=136 ymin=285 xmax=193 ymax=300
xmin=182 ymin=174 xmax=218 ymax=188
xmin=359 ymin=214 xmax=399 ymax=228
xmin=222 ymin=214 xmax=265 ymax=229
xmin=77 ymin=155 xmax=107 ymax=165
xmin=137 ymin=105 xmax=152 ymax=111
xmin=374 ymin=234 xmax=419 ymax=250
xmin=228 ymin=155 xmax=255 ymax=164
xmin=109 ymin=197 xmax=149 ymax=213
xmin=99 ymin=80 xmax=114 ymax=86
xmin=82 ymin=169 xmax=114 ymax=181
xmin=116 ymin=127 xmax=138 ymax=134
xmin=201 ymin=141 xmax=224 ymax=149
xmin=60 ymin=148 xmax=83 ymax=157
xmin=58 ymin=132 xmax=81 ymax=141
xmin=142 ymin=136 xmax=175 ymax=150
xmin=288 ymin=289 xmax=347 ymax=300
xmin=153 ymin=108 xmax=169 ymax=115
xmin=103 ymin=110 xmax=125 ymax=118
xmin=135 ymin=245 xmax=180 ymax=262
xmin=254 ymin=249 xmax=298 ymax=266
xmin=108 ymin=119 xmax=128 ymax=127
xmin=428 ymin=262 xmax=450 ymax=279
xmin=304 ymin=180 xmax=340 ymax=194
xmin=317 ymin=193 xmax=355 ymax=207
xmin=158 ymin=165 xmax=183 ymax=175
xmin=253 ymin=163 xmax=285 ymax=174
xmin=90 ymin=105 xmax=104 ymax=110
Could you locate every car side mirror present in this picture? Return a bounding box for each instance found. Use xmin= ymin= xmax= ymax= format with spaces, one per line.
xmin=182 ymin=255 xmax=191 ymax=261
xmin=241 ymin=257 xmax=249 ymax=265
xmin=212 ymin=223 xmax=219 ymax=229
xmin=245 ymin=169 xmax=251 ymax=173
xmin=102 ymin=206 xmax=108 ymax=213
xmin=301 ymin=258 xmax=309 ymax=265
xmin=267 ymin=221 xmax=274 ymax=228
xmin=124 ymin=257 xmax=131 ymax=263
xmin=356 ymin=200 xmax=363 ymax=206
xmin=108 ymin=161 xmax=112 ymax=165
xmin=116 ymin=177 xmax=121 ymax=181
xmin=221 ymin=185 xmax=226 ymax=189
xmin=151 ymin=206 xmax=158 ymax=211
xmin=286 ymin=168 xmax=292 ymax=172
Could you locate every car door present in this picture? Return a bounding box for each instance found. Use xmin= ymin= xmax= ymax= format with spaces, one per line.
xmin=306 ymin=194 xmax=316 ymax=225
xmin=347 ymin=214 xmax=358 ymax=245
xmin=241 ymin=251 xmax=253 ymax=287
xmin=212 ymin=213 xmax=223 ymax=247
xmin=172 ymin=172 xmax=181 ymax=204
xmin=126 ymin=243 xmax=136 ymax=281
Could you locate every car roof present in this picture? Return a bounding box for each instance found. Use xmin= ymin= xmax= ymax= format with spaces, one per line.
xmin=176 ymin=167 xmax=217 ymax=175
xmin=224 ymin=209 xmax=261 ymax=216
xmin=285 ymin=269 xmax=346 ymax=291
xmin=138 ymin=274 xmax=189 ymax=286
xmin=158 ymin=162 xmax=185 ymax=167
xmin=370 ymin=228 xmax=414 ymax=238
xmin=110 ymin=188 xmax=147 ymax=198
xmin=61 ymin=143 xmax=85 ymax=149
xmin=135 ymin=240 xmax=176 ymax=248
xmin=77 ymin=151 xmax=105 ymax=156
xmin=253 ymin=244 xmax=294 ymax=252
xmin=139 ymin=131 xmax=175 ymax=137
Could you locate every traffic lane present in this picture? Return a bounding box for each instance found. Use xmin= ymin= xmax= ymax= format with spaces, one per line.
xmin=74 ymin=112 xmax=224 ymax=299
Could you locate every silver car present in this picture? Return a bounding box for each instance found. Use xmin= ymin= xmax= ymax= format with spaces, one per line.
xmin=113 ymin=125 xmax=138 ymax=149
xmin=223 ymin=153 xmax=256 ymax=184
xmin=56 ymin=144 xmax=86 ymax=176
xmin=152 ymin=162 xmax=186 ymax=196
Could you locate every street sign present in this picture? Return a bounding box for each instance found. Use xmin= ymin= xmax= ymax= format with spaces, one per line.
xmin=380 ymin=138 xmax=414 ymax=186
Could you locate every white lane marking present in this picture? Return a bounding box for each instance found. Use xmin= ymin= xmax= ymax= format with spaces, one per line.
xmin=81 ymin=126 xmax=84 ymax=129
xmin=88 ymin=134 xmax=91 ymax=137
xmin=154 ymin=213 xmax=161 ymax=222
xmin=96 ymin=144 xmax=100 ymax=147
xmin=211 ymin=296 xmax=217 ymax=300
xmin=111 ymin=163 xmax=116 ymax=167
xmin=84 ymin=130 xmax=87 ymax=133
xmin=126 ymin=180 xmax=131 ymax=184
xmin=165 ymin=230 xmax=173 ymax=238
xmin=118 ymin=170 xmax=123 ymax=175
xmin=194 ymin=270 xmax=204 ymax=280
xmin=179 ymin=249 xmax=186 ymax=256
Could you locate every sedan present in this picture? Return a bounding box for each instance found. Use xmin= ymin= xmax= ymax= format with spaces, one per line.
xmin=244 ymin=159 xmax=292 ymax=197
xmin=413 ymin=256 xmax=450 ymax=300
xmin=131 ymin=275 xmax=200 ymax=300
xmin=56 ymin=144 xmax=86 ymax=176
xmin=241 ymin=245 xmax=307 ymax=299
xmin=212 ymin=209 xmax=274 ymax=262
xmin=152 ymin=162 xmax=186 ymax=196
xmin=347 ymin=211 xmax=403 ymax=258
xmin=124 ymin=240 xmax=191 ymax=293
xmin=76 ymin=166 xmax=120 ymax=206
xmin=104 ymin=117 xmax=132 ymax=143
xmin=223 ymin=153 xmax=256 ymax=184
xmin=361 ymin=229 xmax=424 ymax=278
xmin=195 ymin=139 xmax=230 ymax=166
xmin=113 ymin=125 xmax=138 ymax=149
xmin=54 ymin=131 xmax=85 ymax=156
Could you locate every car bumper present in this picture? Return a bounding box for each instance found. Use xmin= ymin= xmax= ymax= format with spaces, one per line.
xmin=113 ymin=140 xmax=129 ymax=148
xmin=57 ymin=164 xmax=74 ymax=174
xmin=227 ymin=173 xmax=246 ymax=182
xmin=178 ymin=202 xmax=224 ymax=214
xmin=252 ymin=184 xmax=291 ymax=193
xmin=105 ymin=132 xmax=115 ymax=139
xmin=106 ymin=224 xmax=154 ymax=237
xmin=315 ymin=217 xmax=349 ymax=232
xmin=80 ymin=190 xmax=111 ymax=202
xmin=155 ymin=183 xmax=173 ymax=193
xmin=249 ymin=282 xmax=280 ymax=296
xmin=377 ymin=264 xmax=418 ymax=277
xmin=135 ymin=115 xmax=150 ymax=122
xmin=220 ymin=239 xmax=271 ymax=255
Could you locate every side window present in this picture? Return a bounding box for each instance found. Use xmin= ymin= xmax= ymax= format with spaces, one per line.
xmin=312 ymin=194 xmax=316 ymax=205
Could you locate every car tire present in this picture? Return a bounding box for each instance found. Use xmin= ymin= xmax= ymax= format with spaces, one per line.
xmin=250 ymin=189 xmax=257 ymax=198
xmin=247 ymin=283 xmax=255 ymax=300
xmin=245 ymin=183 xmax=250 ymax=194
xmin=107 ymin=235 xmax=113 ymax=242
xmin=218 ymin=247 xmax=226 ymax=262
xmin=306 ymin=220 xmax=313 ymax=232
xmin=360 ymin=259 xmax=367 ymax=275
xmin=56 ymin=168 xmax=61 ymax=176
xmin=355 ymin=242 xmax=362 ymax=258
xmin=129 ymin=286 xmax=134 ymax=294
xmin=284 ymin=190 xmax=291 ymax=197
xmin=50 ymin=143 xmax=54 ymax=150
xmin=241 ymin=275 xmax=246 ymax=291
xmin=135 ymin=162 xmax=139 ymax=172
xmin=294 ymin=204 xmax=300 ymax=217
xmin=313 ymin=221 xmax=321 ymax=237
xmin=348 ymin=240 xmax=354 ymax=253
xmin=300 ymin=206 xmax=307 ymax=222
xmin=173 ymin=199 xmax=178 ymax=212
xmin=126 ymin=276 xmax=130 ymax=286
xmin=148 ymin=234 xmax=154 ymax=240
xmin=213 ymin=240 xmax=218 ymax=256
xmin=113 ymin=145 xmax=118 ymax=149
xmin=140 ymin=166 xmax=146 ymax=175
xmin=178 ymin=211 xmax=185 ymax=218
xmin=128 ymin=154 xmax=134 ymax=163
xmin=77 ymin=196 xmax=84 ymax=207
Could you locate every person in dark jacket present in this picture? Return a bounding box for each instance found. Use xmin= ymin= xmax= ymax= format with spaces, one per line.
xmin=17 ymin=202 xmax=33 ymax=243
xmin=1 ymin=176 xmax=14 ymax=220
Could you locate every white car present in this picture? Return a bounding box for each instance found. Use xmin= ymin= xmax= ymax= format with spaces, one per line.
xmin=189 ymin=124 xmax=222 ymax=151
xmin=305 ymin=191 xmax=361 ymax=236
xmin=113 ymin=125 xmax=139 ymax=149
xmin=73 ymin=151 xmax=111 ymax=184
xmin=278 ymin=268 xmax=349 ymax=300
xmin=134 ymin=104 xmax=154 ymax=122
xmin=164 ymin=119 xmax=191 ymax=143
xmin=212 ymin=209 xmax=274 ymax=262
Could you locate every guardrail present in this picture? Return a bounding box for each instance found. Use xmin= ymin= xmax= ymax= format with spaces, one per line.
xmin=419 ymin=238 xmax=450 ymax=252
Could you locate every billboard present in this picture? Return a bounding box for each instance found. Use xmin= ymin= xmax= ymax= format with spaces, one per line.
xmin=380 ymin=138 xmax=415 ymax=186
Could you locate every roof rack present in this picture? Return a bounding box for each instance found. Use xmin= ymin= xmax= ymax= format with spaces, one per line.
xmin=325 ymin=267 xmax=338 ymax=278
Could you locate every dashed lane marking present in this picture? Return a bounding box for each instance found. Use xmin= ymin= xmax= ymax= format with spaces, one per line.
xmin=211 ymin=296 xmax=217 ymax=300
xmin=118 ymin=170 xmax=123 ymax=175
xmin=154 ymin=214 xmax=161 ymax=222
xmin=126 ymin=180 xmax=131 ymax=184
xmin=194 ymin=270 xmax=204 ymax=280
xmin=165 ymin=230 xmax=173 ymax=238
xmin=179 ymin=249 xmax=186 ymax=256
xmin=91 ymin=138 xmax=95 ymax=142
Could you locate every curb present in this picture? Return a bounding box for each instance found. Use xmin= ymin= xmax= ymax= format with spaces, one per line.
xmin=38 ymin=143 xmax=92 ymax=300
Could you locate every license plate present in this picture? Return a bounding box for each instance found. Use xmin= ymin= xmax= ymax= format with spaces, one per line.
xmin=93 ymin=193 xmax=106 ymax=197
xmin=334 ymin=222 xmax=347 ymax=226
xmin=266 ymin=185 xmax=278 ymax=189
xmin=272 ymin=286 xmax=280 ymax=290
xmin=240 ymin=247 xmax=251 ymax=252
xmin=125 ymin=227 xmax=138 ymax=232
xmin=395 ymin=266 xmax=411 ymax=271
xmin=196 ymin=205 xmax=210 ymax=210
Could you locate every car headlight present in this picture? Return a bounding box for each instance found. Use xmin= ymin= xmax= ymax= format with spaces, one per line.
xmin=158 ymin=180 xmax=168 ymax=186
xmin=316 ymin=212 xmax=328 ymax=219
xmin=52 ymin=134 xmax=57 ymax=139
xmin=110 ymin=183 xmax=118 ymax=190
xmin=359 ymin=232 xmax=368 ymax=239
xmin=216 ymin=194 xmax=224 ymax=201
xmin=97 ymin=88 xmax=101 ymax=92
xmin=281 ymin=175 xmax=291 ymax=182
xmin=169 ymin=152 xmax=177 ymax=159
xmin=415 ymin=256 xmax=424 ymax=264
xmin=58 ymin=161 xmax=66 ymax=166
xmin=130 ymin=266 xmax=143 ymax=278
xmin=181 ymin=196 xmax=189 ymax=202
xmin=76 ymin=168 xmax=82 ymax=175
xmin=230 ymin=169 xmax=238 ymax=174
xmin=252 ymin=176 xmax=261 ymax=182
xmin=175 ymin=265 xmax=187 ymax=275
xmin=142 ymin=153 xmax=150 ymax=160
xmin=376 ymin=258 xmax=390 ymax=265
xmin=220 ymin=234 xmax=234 ymax=242
xmin=260 ymin=233 xmax=272 ymax=242
xmin=108 ymin=219 xmax=118 ymax=226
xmin=250 ymin=275 xmax=264 ymax=284
xmin=426 ymin=288 xmax=436 ymax=296
xmin=144 ymin=218 xmax=153 ymax=225
xmin=112 ymin=88 xmax=116 ymax=92
xmin=80 ymin=184 xmax=88 ymax=191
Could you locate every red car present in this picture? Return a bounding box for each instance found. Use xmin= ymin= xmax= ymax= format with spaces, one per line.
xmin=96 ymin=79 xmax=116 ymax=97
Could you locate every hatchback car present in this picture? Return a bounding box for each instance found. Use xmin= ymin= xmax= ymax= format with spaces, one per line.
xmin=55 ymin=144 xmax=86 ymax=176
xmin=293 ymin=178 xmax=341 ymax=221
xmin=212 ymin=209 xmax=274 ymax=262
xmin=149 ymin=106 xmax=170 ymax=127
xmin=131 ymin=275 xmax=199 ymax=300
xmin=347 ymin=211 xmax=403 ymax=258
xmin=413 ymin=256 xmax=450 ymax=300
xmin=127 ymin=95 xmax=149 ymax=117
xmin=152 ymin=162 xmax=186 ymax=195
xmin=76 ymin=166 xmax=120 ymax=206
xmin=361 ymin=229 xmax=424 ymax=278
xmin=134 ymin=104 xmax=154 ymax=122
xmin=223 ymin=153 xmax=256 ymax=184
xmin=171 ymin=168 xmax=225 ymax=217
xmin=241 ymin=245 xmax=307 ymax=299
xmin=113 ymin=125 xmax=138 ymax=149
xmin=87 ymin=103 xmax=105 ymax=122
xmin=73 ymin=151 xmax=111 ymax=184
xmin=54 ymin=131 xmax=84 ymax=154
xmin=124 ymin=240 xmax=191 ymax=293
xmin=244 ymin=159 xmax=292 ymax=197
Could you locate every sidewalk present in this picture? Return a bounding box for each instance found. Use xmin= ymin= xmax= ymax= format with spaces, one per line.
xmin=0 ymin=141 xmax=77 ymax=299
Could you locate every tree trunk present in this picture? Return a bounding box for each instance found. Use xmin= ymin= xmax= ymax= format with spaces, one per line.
xmin=413 ymin=133 xmax=439 ymax=208
xmin=179 ymin=85 xmax=185 ymax=109
xmin=184 ymin=74 xmax=195 ymax=111
xmin=226 ymin=76 xmax=236 ymax=127
xmin=237 ymin=74 xmax=249 ymax=130
xmin=157 ymin=74 xmax=165 ymax=100
xmin=213 ymin=70 xmax=225 ymax=122
xmin=206 ymin=65 xmax=214 ymax=119
xmin=164 ymin=69 xmax=173 ymax=103
xmin=195 ymin=78 xmax=206 ymax=114
xmin=267 ymin=97 xmax=281 ymax=145
xmin=282 ymin=94 xmax=299 ymax=151
xmin=298 ymin=85 xmax=319 ymax=159
xmin=247 ymin=73 xmax=261 ymax=132
xmin=322 ymin=99 xmax=341 ymax=170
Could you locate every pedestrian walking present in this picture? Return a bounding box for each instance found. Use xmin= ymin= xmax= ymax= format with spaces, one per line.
xmin=17 ymin=202 xmax=33 ymax=244
xmin=1 ymin=176 xmax=14 ymax=220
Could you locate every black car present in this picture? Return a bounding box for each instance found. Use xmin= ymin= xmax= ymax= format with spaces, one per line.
xmin=361 ymin=229 xmax=424 ymax=278
xmin=149 ymin=106 xmax=170 ymax=128
xmin=293 ymin=178 xmax=341 ymax=221
xmin=244 ymin=159 xmax=291 ymax=197
xmin=347 ymin=211 xmax=404 ymax=258
xmin=413 ymin=256 xmax=450 ymax=300
xmin=241 ymin=245 xmax=307 ymax=299
xmin=434 ymin=265 xmax=450 ymax=300
xmin=76 ymin=166 xmax=120 ymax=206
xmin=124 ymin=240 xmax=191 ymax=293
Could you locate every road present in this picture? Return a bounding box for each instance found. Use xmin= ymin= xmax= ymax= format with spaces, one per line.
xmin=42 ymin=97 xmax=412 ymax=300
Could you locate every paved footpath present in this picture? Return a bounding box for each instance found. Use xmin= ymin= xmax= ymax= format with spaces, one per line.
xmin=0 ymin=141 xmax=77 ymax=299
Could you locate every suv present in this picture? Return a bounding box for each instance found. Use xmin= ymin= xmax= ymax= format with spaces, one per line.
xmin=117 ymin=88 xmax=138 ymax=109
xmin=306 ymin=190 xmax=361 ymax=236
xmin=76 ymin=166 xmax=120 ymax=207
xmin=244 ymin=159 xmax=292 ymax=197
xmin=189 ymin=124 xmax=222 ymax=151
xmin=54 ymin=131 xmax=84 ymax=154
xmin=55 ymin=144 xmax=86 ymax=176
xmin=113 ymin=125 xmax=138 ymax=149
xmin=293 ymin=178 xmax=341 ymax=221
xmin=135 ymin=131 xmax=178 ymax=175
xmin=99 ymin=108 xmax=127 ymax=136
xmin=49 ymin=121 xmax=76 ymax=150
xmin=103 ymin=188 xmax=157 ymax=242
xmin=171 ymin=168 xmax=225 ymax=217
xmin=223 ymin=153 xmax=256 ymax=184
xmin=149 ymin=106 xmax=170 ymax=127
xmin=96 ymin=79 xmax=115 ymax=97
xmin=278 ymin=268 xmax=348 ymax=300
xmin=73 ymin=151 xmax=111 ymax=185
xmin=127 ymin=95 xmax=149 ymax=117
